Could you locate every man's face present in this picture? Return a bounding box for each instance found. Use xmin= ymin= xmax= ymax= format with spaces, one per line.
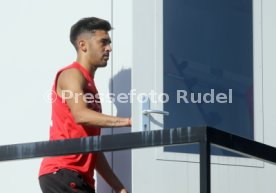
xmin=85 ymin=30 xmax=112 ymax=67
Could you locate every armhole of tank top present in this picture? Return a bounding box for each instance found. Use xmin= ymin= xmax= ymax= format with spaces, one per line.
xmin=54 ymin=66 xmax=87 ymax=98
xmin=53 ymin=70 xmax=63 ymax=97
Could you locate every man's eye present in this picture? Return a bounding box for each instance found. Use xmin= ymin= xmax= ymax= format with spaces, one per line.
xmin=101 ymin=39 xmax=111 ymax=45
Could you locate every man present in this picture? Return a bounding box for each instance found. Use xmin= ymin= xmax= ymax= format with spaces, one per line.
xmin=39 ymin=17 xmax=130 ymax=193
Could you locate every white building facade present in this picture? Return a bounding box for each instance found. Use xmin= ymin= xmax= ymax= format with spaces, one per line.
xmin=0 ymin=0 xmax=276 ymax=193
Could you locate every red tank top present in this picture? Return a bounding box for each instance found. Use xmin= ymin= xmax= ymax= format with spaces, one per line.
xmin=39 ymin=62 xmax=101 ymax=189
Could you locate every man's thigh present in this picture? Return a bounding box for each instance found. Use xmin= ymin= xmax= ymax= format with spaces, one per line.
xmin=39 ymin=169 xmax=95 ymax=193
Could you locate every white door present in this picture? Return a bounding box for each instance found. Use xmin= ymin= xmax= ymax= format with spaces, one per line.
xmin=131 ymin=0 xmax=266 ymax=193
xmin=132 ymin=1 xmax=200 ymax=192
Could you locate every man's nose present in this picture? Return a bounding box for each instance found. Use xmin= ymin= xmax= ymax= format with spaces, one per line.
xmin=106 ymin=44 xmax=112 ymax=52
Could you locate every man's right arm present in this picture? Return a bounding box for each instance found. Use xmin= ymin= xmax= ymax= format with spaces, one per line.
xmin=56 ymin=68 xmax=131 ymax=128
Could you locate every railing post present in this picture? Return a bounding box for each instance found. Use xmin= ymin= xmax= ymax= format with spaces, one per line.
xmin=200 ymin=136 xmax=211 ymax=193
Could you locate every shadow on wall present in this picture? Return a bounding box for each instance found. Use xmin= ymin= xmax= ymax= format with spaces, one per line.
xmin=111 ymin=68 xmax=132 ymax=118
xmin=97 ymin=68 xmax=132 ymax=193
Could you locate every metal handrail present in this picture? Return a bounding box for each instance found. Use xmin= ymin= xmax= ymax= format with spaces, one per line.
xmin=1 ymin=126 xmax=276 ymax=193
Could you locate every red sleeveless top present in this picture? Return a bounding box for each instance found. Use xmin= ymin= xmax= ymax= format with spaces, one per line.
xmin=39 ymin=62 xmax=101 ymax=188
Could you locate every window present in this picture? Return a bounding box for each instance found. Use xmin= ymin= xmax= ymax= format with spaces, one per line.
xmin=163 ymin=0 xmax=254 ymax=156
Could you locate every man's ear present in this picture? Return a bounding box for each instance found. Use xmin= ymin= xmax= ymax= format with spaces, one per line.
xmin=78 ymin=39 xmax=87 ymax=52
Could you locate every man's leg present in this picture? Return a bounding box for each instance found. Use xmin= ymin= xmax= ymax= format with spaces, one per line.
xmin=39 ymin=169 xmax=95 ymax=193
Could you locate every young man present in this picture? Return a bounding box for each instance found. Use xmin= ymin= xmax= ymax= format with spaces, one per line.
xmin=39 ymin=17 xmax=130 ymax=193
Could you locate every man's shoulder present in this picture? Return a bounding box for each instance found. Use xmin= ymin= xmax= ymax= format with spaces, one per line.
xmin=58 ymin=62 xmax=80 ymax=74
xmin=58 ymin=68 xmax=84 ymax=83
xmin=56 ymin=65 xmax=85 ymax=90
xmin=57 ymin=62 xmax=84 ymax=78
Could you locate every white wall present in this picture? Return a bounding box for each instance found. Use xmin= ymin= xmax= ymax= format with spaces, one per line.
xmin=262 ymin=0 xmax=276 ymax=146
xmin=0 ymin=0 xmax=118 ymax=192
xmin=261 ymin=0 xmax=276 ymax=190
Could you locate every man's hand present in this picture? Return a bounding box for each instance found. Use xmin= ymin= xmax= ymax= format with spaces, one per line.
xmin=119 ymin=188 xmax=128 ymax=193
xmin=95 ymin=153 xmax=128 ymax=193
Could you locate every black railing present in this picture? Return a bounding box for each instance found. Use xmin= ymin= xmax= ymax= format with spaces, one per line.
xmin=1 ymin=126 xmax=276 ymax=193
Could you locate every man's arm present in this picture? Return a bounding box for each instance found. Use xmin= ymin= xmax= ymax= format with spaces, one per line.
xmin=57 ymin=68 xmax=131 ymax=128
xmin=95 ymin=152 xmax=128 ymax=193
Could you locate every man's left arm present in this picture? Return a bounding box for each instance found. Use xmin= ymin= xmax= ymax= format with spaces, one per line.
xmin=95 ymin=152 xmax=128 ymax=193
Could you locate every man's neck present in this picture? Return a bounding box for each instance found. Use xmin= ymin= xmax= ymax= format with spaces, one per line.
xmin=76 ymin=57 xmax=97 ymax=78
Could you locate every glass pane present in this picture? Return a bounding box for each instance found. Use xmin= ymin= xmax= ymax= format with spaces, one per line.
xmin=163 ymin=0 xmax=253 ymax=156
